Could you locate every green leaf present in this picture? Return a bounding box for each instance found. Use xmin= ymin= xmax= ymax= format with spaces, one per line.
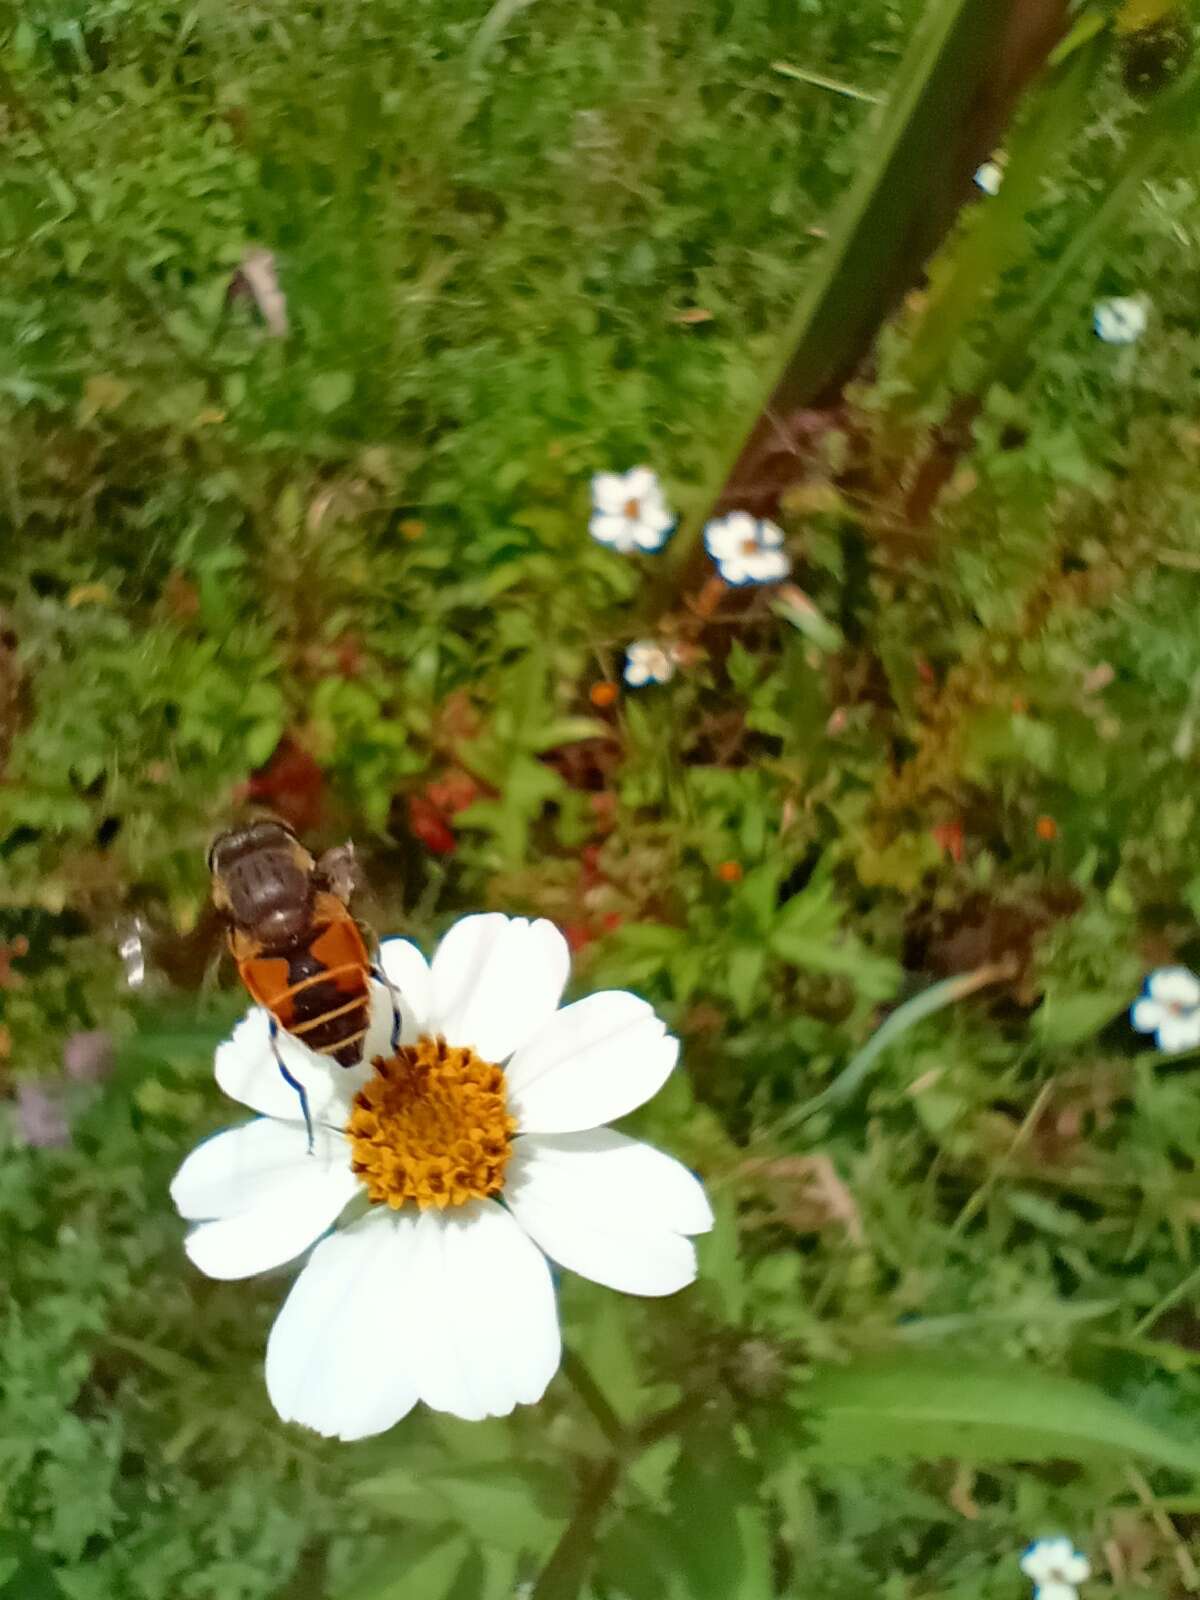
xmin=896 ymin=36 xmax=1101 ymax=404
xmin=1033 ymin=989 xmax=1127 ymax=1046
xmin=570 ymin=1288 xmax=658 ymax=1428
xmin=726 ymin=946 xmax=767 ymax=1019
xmin=668 ymin=1422 xmax=772 ymax=1600
xmin=0 ymin=1532 xmax=68 ymax=1600
xmin=446 ymin=1545 xmax=519 ymax=1600
xmin=799 ymin=1354 xmax=1200 ymax=1475
xmin=765 ymin=964 xmax=1009 ymax=1140
xmin=529 ymin=717 xmax=612 ymax=752
xmin=594 ymin=1509 xmax=678 ymax=1600
xmin=990 ymin=55 xmax=1200 ymax=392
xmin=697 ymin=1189 xmax=747 ymax=1323
xmin=337 ymin=1529 xmax=469 ymax=1600
xmin=351 ymin=1463 xmax=567 ymax=1556
xmin=309 ymin=371 xmax=356 ymax=414
xmin=677 ymin=0 xmax=1030 ymax=563
xmin=769 ymin=589 xmax=844 ymax=652
xmin=12 ymin=20 xmax=38 ymax=64
xmin=429 ymin=1464 xmax=568 ymax=1555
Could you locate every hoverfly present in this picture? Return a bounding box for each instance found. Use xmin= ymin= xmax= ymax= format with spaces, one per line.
xmin=208 ymin=817 xmax=400 ymax=1143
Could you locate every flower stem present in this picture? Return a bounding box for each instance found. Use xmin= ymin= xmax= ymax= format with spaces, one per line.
xmin=535 ymin=1350 xmax=703 ymax=1599
xmin=560 ymin=1349 xmax=627 ymax=1451
xmin=530 ymin=1454 xmax=621 ymax=1600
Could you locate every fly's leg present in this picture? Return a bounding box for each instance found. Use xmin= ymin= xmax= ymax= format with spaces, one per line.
xmin=370 ymin=965 xmax=404 ymax=1052
xmin=269 ymin=1015 xmax=314 ymax=1153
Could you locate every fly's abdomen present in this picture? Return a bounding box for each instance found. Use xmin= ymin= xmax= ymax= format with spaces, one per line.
xmin=283 ymin=918 xmax=372 ymax=1067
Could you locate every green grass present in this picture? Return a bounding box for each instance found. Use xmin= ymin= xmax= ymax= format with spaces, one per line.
xmin=3 ymin=1 xmax=1200 ymax=1597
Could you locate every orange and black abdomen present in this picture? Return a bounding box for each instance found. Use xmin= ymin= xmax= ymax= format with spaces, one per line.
xmin=235 ymin=908 xmax=372 ymax=1068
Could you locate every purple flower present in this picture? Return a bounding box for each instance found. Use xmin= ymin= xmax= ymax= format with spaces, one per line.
xmin=15 ymin=1082 xmax=70 ymax=1148
xmin=63 ymin=1030 xmax=114 ymax=1084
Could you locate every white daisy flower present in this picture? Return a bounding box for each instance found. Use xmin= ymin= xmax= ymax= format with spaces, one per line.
xmin=1093 ymin=296 xmax=1147 ymax=345
xmin=1131 ymin=965 xmax=1200 ymax=1053
xmin=624 ymin=640 xmax=676 ymax=688
xmin=589 ymin=467 xmax=676 ymax=554
xmin=974 ymin=160 xmax=1004 ymax=195
xmin=703 ymin=511 xmax=791 ymax=587
xmin=1020 ymin=1537 xmax=1091 ymax=1600
xmin=171 ymin=914 xmax=711 ymax=1441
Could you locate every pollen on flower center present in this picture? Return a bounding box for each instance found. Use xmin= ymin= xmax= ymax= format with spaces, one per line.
xmin=347 ymin=1037 xmax=516 ymax=1210
xmin=741 ymin=537 xmax=759 ymax=555
xmin=623 ymin=496 xmax=641 ymax=519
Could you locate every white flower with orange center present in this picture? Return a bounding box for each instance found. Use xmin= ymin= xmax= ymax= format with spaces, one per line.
xmin=1093 ymin=296 xmax=1147 ymax=345
xmin=624 ymin=639 xmax=676 ymax=688
xmin=589 ymin=467 xmax=676 ymax=554
xmin=703 ymin=511 xmax=790 ymax=586
xmin=1020 ymin=1537 xmax=1090 ymax=1600
xmin=171 ymin=914 xmax=711 ymax=1440
xmin=1131 ymin=966 xmax=1200 ymax=1053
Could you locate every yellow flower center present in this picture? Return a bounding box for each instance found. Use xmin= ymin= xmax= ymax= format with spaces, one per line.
xmin=623 ymin=496 xmax=641 ymax=519
xmin=347 ymin=1037 xmax=516 ymax=1210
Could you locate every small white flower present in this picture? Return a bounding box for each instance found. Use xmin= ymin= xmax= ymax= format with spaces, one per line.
xmin=1021 ymin=1537 xmax=1091 ymax=1600
xmin=589 ymin=467 xmax=676 ymax=554
xmin=974 ymin=160 xmax=1004 ymax=195
xmin=1093 ymin=296 xmax=1147 ymax=345
xmin=703 ymin=511 xmax=790 ymax=586
xmin=172 ymin=915 xmax=711 ymax=1441
xmin=624 ymin=640 xmax=676 ymax=688
xmin=1131 ymin=965 xmax=1200 ymax=1053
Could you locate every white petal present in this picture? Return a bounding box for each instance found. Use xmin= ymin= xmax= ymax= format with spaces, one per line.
xmin=633 ymin=516 xmax=673 ymax=552
xmin=715 ymin=554 xmax=751 ymax=586
xmin=757 ymin=519 xmax=784 ymax=549
xmin=405 ymin=1201 xmax=560 ymax=1420
xmin=1063 ymin=1556 xmax=1091 ymax=1584
xmin=172 ymin=1116 xmax=348 ymax=1219
xmin=1021 ymin=1539 xmax=1077 ymax=1584
xmin=591 ymin=471 xmax=631 ymax=515
xmin=623 ymin=466 xmax=658 ymax=501
xmin=506 ymin=1132 xmax=703 ymax=1295
xmin=640 ymin=492 xmax=674 ymax=531
xmin=214 ymin=1007 xmax=370 ymax=1123
xmin=1131 ymin=996 xmax=1165 ymax=1035
xmin=742 ymin=549 xmax=790 ymax=583
xmin=704 ymin=512 xmax=754 ymax=562
xmin=1020 ymin=1546 xmax=1051 ymax=1582
xmin=362 ymin=976 xmax=401 ymax=1061
xmin=379 ymin=938 xmax=433 ymax=1042
xmin=1147 ymin=966 xmax=1200 ymax=1007
xmin=506 ymin=990 xmax=678 ymax=1134
xmin=175 ymin=1121 xmax=359 ymax=1281
xmin=1037 ymin=1584 xmax=1079 ymax=1600
xmin=1156 ymin=1012 xmax=1200 ymax=1053
xmin=625 ymin=642 xmax=672 ymax=687
xmin=589 ymin=511 xmax=636 ymax=551
xmin=430 ymin=914 xmax=570 ymax=1062
xmin=1094 ymin=297 xmax=1146 ymax=345
xmin=266 ymin=1208 xmax=421 ymax=1440
xmin=516 ymin=1129 xmax=712 ymax=1233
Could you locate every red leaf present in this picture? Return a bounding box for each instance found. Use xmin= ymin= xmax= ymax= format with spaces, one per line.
xmin=242 ymin=736 xmax=325 ymax=835
xmin=931 ymin=819 xmax=965 ymax=863
xmin=408 ymin=794 xmax=457 ymax=855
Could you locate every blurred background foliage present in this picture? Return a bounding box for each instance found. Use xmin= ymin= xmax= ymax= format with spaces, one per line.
xmin=3 ymin=0 xmax=1200 ymax=1596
